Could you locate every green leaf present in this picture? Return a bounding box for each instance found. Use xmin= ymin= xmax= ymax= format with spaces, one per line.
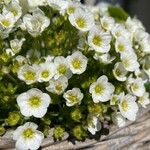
xmin=145 ymin=83 xmax=150 ymax=91
xmin=108 ymin=6 xmax=129 ymax=21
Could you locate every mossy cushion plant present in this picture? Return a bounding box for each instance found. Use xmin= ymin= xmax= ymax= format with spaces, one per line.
xmin=0 ymin=0 xmax=150 ymax=149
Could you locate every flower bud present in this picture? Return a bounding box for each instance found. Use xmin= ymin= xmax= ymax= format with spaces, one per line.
xmin=53 ymin=126 xmax=65 ymax=140
xmin=88 ymin=103 xmax=103 ymax=116
xmin=71 ymin=108 xmax=82 ymax=122
xmin=5 ymin=111 xmax=22 ymax=126
xmin=7 ymin=83 xmax=18 ymax=95
xmin=73 ymin=125 xmax=86 ymax=140
xmin=0 ymin=52 xmax=11 ymax=63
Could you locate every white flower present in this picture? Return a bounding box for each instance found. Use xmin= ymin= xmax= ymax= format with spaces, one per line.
xmin=37 ymin=62 xmax=56 ymax=82
xmin=23 ymin=9 xmax=50 ymax=37
xmin=27 ymin=0 xmax=47 ymax=7
xmin=98 ymin=2 xmax=110 ymax=16
xmin=121 ymin=53 xmax=139 ymax=72
xmin=89 ymin=75 xmax=115 ymax=103
xmin=0 ymin=11 xmax=15 ymax=29
xmin=125 ymin=17 xmax=144 ymax=33
xmin=94 ymin=53 xmax=115 ymax=64
xmin=67 ymin=1 xmax=81 ymax=15
xmin=13 ymin=122 xmax=44 ymax=150
xmin=17 ymin=64 xmax=38 ymax=85
xmin=3 ymin=0 xmax=22 ymax=21
xmin=54 ymin=56 xmax=72 ymax=79
xmin=48 ymin=0 xmax=69 ymax=14
xmin=15 ymin=55 xmax=27 ymax=64
xmin=119 ymin=93 xmax=139 ymax=121
xmin=10 ymin=38 xmax=25 ymax=54
xmin=135 ymin=69 xmax=149 ymax=82
xmin=67 ymin=51 xmax=88 ymax=74
xmin=133 ymin=28 xmax=149 ymax=42
xmin=69 ymin=8 xmax=94 ymax=32
xmin=100 ymin=16 xmax=115 ymax=31
xmin=143 ymin=56 xmax=150 ymax=79
xmin=111 ymin=112 xmax=126 ymax=128
xmin=17 ymin=88 xmax=51 ymax=118
xmin=111 ymin=23 xmax=130 ymax=39
xmin=115 ymin=36 xmax=133 ymax=54
xmin=87 ymin=116 xmax=101 ymax=135
xmin=0 ymin=27 xmax=12 ymax=39
xmin=127 ymin=77 xmax=145 ymax=97
xmin=140 ymin=36 xmax=150 ymax=54
xmin=88 ymin=26 xmax=111 ymax=53
xmin=113 ymin=62 xmax=128 ymax=82
xmin=46 ymin=76 xmax=68 ymax=95
xmin=44 ymin=55 xmax=54 ymax=62
xmin=63 ymin=88 xmax=83 ymax=107
xmin=133 ymin=29 xmax=150 ymax=54
xmin=6 ymin=48 xmax=15 ymax=56
xmin=138 ymin=92 xmax=150 ymax=108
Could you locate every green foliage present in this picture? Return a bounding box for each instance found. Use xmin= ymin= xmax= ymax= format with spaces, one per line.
xmin=108 ymin=6 xmax=129 ymax=21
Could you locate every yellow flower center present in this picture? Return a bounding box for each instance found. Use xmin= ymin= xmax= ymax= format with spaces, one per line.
xmin=118 ymin=44 xmax=125 ymax=52
xmin=23 ymin=128 xmax=35 ymax=139
xmin=55 ymin=84 xmax=63 ymax=93
xmin=102 ymin=21 xmax=108 ymax=29
xmin=68 ymin=6 xmax=75 ymax=14
xmin=121 ymin=100 xmax=128 ymax=111
xmin=132 ymin=83 xmax=139 ymax=91
xmin=24 ymin=71 xmax=36 ymax=81
xmin=41 ymin=70 xmax=49 ymax=78
xmin=58 ymin=65 xmax=67 ymax=75
xmin=10 ymin=9 xmax=18 ymax=17
xmin=115 ymin=69 xmax=122 ymax=76
xmin=72 ymin=58 xmax=81 ymax=69
xmin=94 ymin=84 xmax=104 ymax=94
xmin=1 ymin=19 xmax=11 ymax=28
xmin=123 ymin=59 xmax=130 ymax=68
xmin=92 ymin=35 xmax=102 ymax=46
xmin=68 ymin=94 xmax=78 ymax=103
xmin=115 ymin=32 xmax=120 ymax=37
xmin=28 ymin=96 xmax=41 ymax=108
xmin=138 ymin=97 xmax=144 ymax=104
xmin=76 ymin=17 xmax=87 ymax=28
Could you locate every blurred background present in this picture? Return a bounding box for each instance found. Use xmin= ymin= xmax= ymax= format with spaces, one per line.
xmin=83 ymin=0 xmax=150 ymax=33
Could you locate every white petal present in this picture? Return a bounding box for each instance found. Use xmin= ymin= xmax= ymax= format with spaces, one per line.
xmin=13 ymin=126 xmax=23 ymax=140
xmin=32 ymin=107 xmax=47 ymax=118
xmin=17 ymin=93 xmax=28 ymax=107
xmin=41 ymin=93 xmax=51 ymax=107
xmin=97 ymin=75 xmax=108 ymax=82
xmin=24 ymin=122 xmax=38 ymax=130
xmin=16 ymin=137 xmax=28 ymax=150
xmin=88 ymin=126 xmax=96 ymax=135
xmin=20 ymin=106 xmax=32 ymax=117
xmin=26 ymin=136 xmax=42 ymax=150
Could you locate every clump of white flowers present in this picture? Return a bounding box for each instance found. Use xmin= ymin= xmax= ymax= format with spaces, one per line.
xmin=0 ymin=0 xmax=149 ymax=149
